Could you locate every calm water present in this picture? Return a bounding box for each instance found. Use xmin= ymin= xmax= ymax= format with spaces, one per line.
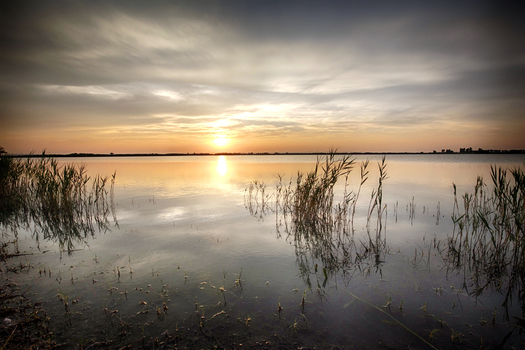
xmin=4 ymin=154 xmax=525 ymax=349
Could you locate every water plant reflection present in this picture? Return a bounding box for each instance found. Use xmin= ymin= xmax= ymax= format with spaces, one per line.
xmin=245 ymin=155 xmax=525 ymax=347
xmin=0 ymin=153 xmax=116 ymax=254
xmin=246 ymin=152 xmax=389 ymax=285
xmin=446 ymin=164 xmax=525 ymax=320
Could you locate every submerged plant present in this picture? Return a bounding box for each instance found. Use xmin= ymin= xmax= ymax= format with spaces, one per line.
xmin=0 ymin=151 xmax=116 ymax=253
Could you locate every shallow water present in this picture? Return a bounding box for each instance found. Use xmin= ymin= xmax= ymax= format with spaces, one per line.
xmin=3 ymin=154 xmax=525 ymax=349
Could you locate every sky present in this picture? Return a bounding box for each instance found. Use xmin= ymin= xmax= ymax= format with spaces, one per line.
xmin=1 ymin=1 xmax=524 ymax=154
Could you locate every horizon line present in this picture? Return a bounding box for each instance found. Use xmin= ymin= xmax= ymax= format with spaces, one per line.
xmin=4 ymin=148 xmax=525 ymax=158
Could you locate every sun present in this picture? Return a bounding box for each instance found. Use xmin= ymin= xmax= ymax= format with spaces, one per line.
xmin=213 ymin=135 xmax=229 ymax=147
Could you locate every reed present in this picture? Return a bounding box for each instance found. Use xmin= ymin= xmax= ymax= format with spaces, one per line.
xmin=246 ymin=150 xmax=389 ymax=284
xmin=288 ymin=150 xmax=354 ymax=234
xmin=0 ymin=152 xmax=116 ymax=253
xmin=244 ymin=180 xmax=271 ymax=220
xmin=447 ymin=164 xmax=525 ymax=319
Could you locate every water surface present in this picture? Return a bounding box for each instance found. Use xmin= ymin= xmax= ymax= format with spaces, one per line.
xmin=4 ymin=154 xmax=525 ymax=349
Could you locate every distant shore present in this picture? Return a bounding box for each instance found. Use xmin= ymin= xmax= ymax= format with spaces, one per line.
xmin=5 ymin=149 xmax=525 ymax=158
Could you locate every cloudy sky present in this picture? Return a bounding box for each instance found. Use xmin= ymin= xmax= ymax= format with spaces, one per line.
xmin=1 ymin=1 xmax=524 ymax=154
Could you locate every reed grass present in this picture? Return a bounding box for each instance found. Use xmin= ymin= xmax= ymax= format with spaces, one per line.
xmin=0 ymin=152 xmax=116 ymax=253
xmin=246 ymin=150 xmax=388 ymax=284
xmin=286 ymin=151 xmax=355 ymax=234
xmin=447 ymin=164 xmax=525 ymax=319
xmin=244 ymin=180 xmax=271 ymax=220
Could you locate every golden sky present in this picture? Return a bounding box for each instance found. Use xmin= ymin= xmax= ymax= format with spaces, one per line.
xmin=1 ymin=1 xmax=524 ymax=154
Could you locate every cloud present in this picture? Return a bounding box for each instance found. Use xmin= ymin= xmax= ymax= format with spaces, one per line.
xmin=1 ymin=1 xmax=524 ymax=152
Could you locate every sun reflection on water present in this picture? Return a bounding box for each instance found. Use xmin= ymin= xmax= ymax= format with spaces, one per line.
xmin=216 ymin=155 xmax=227 ymax=176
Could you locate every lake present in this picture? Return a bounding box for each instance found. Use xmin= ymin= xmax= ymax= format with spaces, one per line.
xmin=2 ymin=153 xmax=525 ymax=349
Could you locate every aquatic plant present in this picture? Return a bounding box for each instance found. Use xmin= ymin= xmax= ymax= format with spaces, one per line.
xmin=447 ymin=164 xmax=525 ymax=319
xmin=246 ymin=151 xmax=389 ymax=284
xmin=0 ymin=152 xmax=116 ymax=253
xmin=244 ymin=180 xmax=271 ymax=220
xmin=286 ymin=151 xmax=355 ymax=234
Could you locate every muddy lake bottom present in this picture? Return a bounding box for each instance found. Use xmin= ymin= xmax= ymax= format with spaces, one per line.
xmin=1 ymin=154 xmax=525 ymax=349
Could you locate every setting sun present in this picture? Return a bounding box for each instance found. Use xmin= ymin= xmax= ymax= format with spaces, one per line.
xmin=213 ymin=136 xmax=229 ymax=148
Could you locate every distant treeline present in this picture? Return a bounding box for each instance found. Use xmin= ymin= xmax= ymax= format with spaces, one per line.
xmin=3 ymin=149 xmax=525 ymax=158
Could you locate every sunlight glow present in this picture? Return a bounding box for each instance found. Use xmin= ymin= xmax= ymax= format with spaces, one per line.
xmin=213 ymin=136 xmax=229 ymax=147
xmin=216 ymin=156 xmax=227 ymax=176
